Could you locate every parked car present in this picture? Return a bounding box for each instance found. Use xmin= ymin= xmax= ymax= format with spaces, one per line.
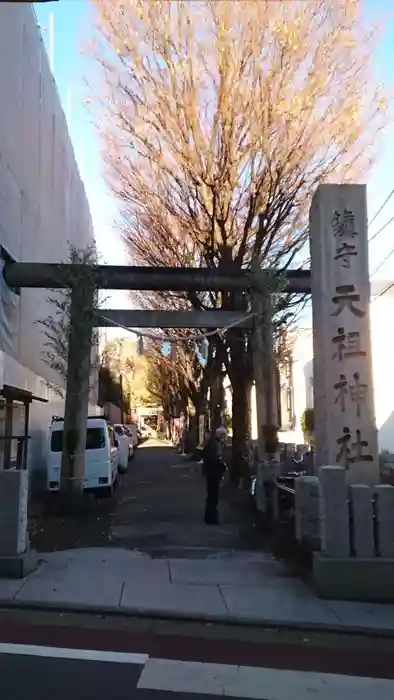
xmin=114 ymin=424 xmax=133 ymax=472
xmin=47 ymin=417 xmax=119 ymax=496
xmin=126 ymin=423 xmax=139 ymax=449
xmin=122 ymin=425 xmax=136 ymax=456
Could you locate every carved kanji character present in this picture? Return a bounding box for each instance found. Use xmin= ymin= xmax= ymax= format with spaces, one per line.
xmin=332 ymin=327 xmax=366 ymax=362
xmin=349 ymin=372 xmax=368 ymax=418
xmin=331 ymin=209 xmax=358 ymax=238
xmin=331 ymin=285 xmax=365 ymax=318
xmin=333 ymin=372 xmax=368 ymax=417
xmin=336 ymin=427 xmax=373 ymax=469
xmin=334 ymin=374 xmax=348 ymax=412
xmin=334 ymin=241 xmax=358 ymax=269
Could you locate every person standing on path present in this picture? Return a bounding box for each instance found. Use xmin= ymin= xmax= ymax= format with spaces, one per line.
xmin=202 ymin=427 xmax=227 ymax=525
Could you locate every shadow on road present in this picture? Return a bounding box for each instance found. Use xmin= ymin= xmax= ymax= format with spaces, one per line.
xmin=29 ymin=441 xmax=268 ymax=558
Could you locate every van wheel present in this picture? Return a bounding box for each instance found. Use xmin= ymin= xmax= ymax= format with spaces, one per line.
xmin=103 ymin=483 xmax=114 ymax=498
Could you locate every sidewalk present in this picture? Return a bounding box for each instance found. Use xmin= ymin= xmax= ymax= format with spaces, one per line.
xmin=0 ymin=547 xmax=394 ymax=635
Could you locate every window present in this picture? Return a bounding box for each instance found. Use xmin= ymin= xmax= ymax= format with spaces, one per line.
xmin=51 ymin=428 xmax=106 ymax=452
xmin=86 ymin=428 xmax=106 ymax=450
xmin=114 ymin=425 xmax=124 ymax=436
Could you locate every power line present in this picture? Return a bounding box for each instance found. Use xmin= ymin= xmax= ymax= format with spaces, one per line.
xmin=370 ymin=244 xmax=394 ymax=277
xmin=369 ymin=187 xmax=394 ymax=229
xmin=368 ymin=214 xmax=394 ymax=244
xmin=372 ymin=281 xmax=394 ymax=303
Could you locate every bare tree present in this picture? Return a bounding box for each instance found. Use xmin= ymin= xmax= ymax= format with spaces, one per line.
xmin=37 ymin=242 xmax=101 ymax=399
xmin=91 ymin=0 xmax=387 ymax=478
xmin=145 ymin=337 xmax=204 ymax=427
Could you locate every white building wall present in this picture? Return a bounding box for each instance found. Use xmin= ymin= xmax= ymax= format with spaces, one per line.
xmin=0 ymin=4 xmax=99 ymax=483
xmin=278 ymin=298 xmax=394 ymax=453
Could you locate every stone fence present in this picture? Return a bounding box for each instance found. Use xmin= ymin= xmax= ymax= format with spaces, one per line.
xmin=294 ymin=466 xmax=394 ymax=602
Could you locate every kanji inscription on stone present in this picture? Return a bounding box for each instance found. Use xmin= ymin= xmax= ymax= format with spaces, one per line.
xmin=331 ymin=285 xmax=365 ymax=318
xmin=332 ymin=327 xmax=366 ymax=361
xmin=336 ymin=427 xmax=373 ymax=469
xmin=333 ymin=372 xmax=368 ymax=417
xmin=331 ymin=209 xmax=358 ymax=239
xmin=334 ymin=241 xmax=358 ymax=269
xmin=310 ymin=184 xmax=379 ymax=484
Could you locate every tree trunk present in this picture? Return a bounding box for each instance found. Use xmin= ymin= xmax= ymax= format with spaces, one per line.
xmin=230 ymin=372 xmax=250 ymax=485
xmin=209 ymin=351 xmax=224 ymax=432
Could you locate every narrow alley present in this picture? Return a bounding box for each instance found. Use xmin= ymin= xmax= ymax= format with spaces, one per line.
xmin=30 ymin=440 xmax=265 ymax=558
xmin=110 ymin=440 xmax=264 ymax=558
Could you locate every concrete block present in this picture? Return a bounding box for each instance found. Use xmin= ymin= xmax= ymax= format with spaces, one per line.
xmin=255 ymin=461 xmax=280 ymax=514
xmin=0 ymin=470 xmax=29 ymax=555
xmin=295 ymin=476 xmax=320 ymax=549
xmin=313 ymin=552 xmax=394 ymax=603
xmin=375 ymin=485 xmax=394 ymax=557
xmin=319 ymin=466 xmax=350 ymax=557
xmin=349 ymin=484 xmax=374 ymax=557
xmin=0 ymin=548 xmax=37 ymax=579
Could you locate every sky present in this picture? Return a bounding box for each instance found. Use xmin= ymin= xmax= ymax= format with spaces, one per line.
xmin=33 ymin=0 xmax=394 ymax=331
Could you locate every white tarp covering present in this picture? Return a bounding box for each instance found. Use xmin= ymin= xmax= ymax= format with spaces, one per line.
xmin=0 ymin=4 xmax=94 ymax=383
xmin=0 ymin=258 xmax=19 ymax=357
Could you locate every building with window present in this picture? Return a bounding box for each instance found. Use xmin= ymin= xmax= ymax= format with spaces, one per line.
xmin=0 ymin=5 xmax=99 ymax=486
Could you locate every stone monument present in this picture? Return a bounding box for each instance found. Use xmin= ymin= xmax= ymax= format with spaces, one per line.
xmin=310 ymin=184 xmax=379 ymax=485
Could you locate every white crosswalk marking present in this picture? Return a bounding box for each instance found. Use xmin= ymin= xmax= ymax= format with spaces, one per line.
xmin=137 ymin=658 xmax=394 ymax=699
xmin=0 ymin=643 xmax=148 ymax=665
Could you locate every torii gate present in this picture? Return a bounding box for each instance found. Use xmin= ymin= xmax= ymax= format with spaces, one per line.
xmin=2 ymin=183 xmax=380 ymax=494
xmin=3 ymin=261 xmax=307 ymax=493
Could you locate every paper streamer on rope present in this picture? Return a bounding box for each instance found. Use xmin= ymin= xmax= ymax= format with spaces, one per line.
xmin=200 ymin=338 xmax=208 ymax=361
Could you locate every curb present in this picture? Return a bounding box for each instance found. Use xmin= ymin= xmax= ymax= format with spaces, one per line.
xmin=0 ymin=598 xmax=393 ymax=638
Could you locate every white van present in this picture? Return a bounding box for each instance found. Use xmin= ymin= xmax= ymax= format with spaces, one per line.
xmin=114 ymin=424 xmax=132 ymax=472
xmin=126 ymin=423 xmax=138 ymax=449
xmin=121 ymin=425 xmax=136 ymax=455
xmin=47 ymin=417 xmax=119 ymax=495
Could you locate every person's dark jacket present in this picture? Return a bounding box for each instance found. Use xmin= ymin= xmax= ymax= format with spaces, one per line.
xmin=202 ymin=437 xmax=226 ymax=480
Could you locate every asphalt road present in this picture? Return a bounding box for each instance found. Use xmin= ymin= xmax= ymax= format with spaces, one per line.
xmin=1 ymin=609 xmax=394 ymax=699
xmin=1 ymin=653 xmax=230 ymax=700
xmin=0 ymin=653 xmax=145 ymax=700
xmin=30 ymin=441 xmax=265 ymax=557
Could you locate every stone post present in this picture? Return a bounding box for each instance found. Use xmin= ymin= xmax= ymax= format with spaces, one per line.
xmin=0 ymin=470 xmax=37 ymax=577
xmin=310 ymin=184 xmax=379 ymax=485
xmin=375 ymin=485 xmax=394 ymax=557
xmin=295 ymin=475 xmax=320 ymax=549
xmin=349 ymin=484 xmax=374 ymax=557
xmin=319 ymin=466 xmax=350 ymax=557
